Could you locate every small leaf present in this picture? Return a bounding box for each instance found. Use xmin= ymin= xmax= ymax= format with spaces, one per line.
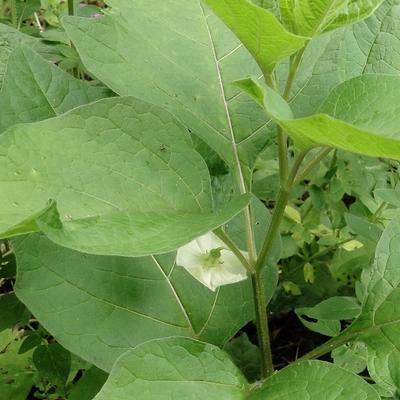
xmin=284 ymin=205 xmax=302 ymax=224
xmin=204 ymin=0 xmax=307 ymax=75
xmin=68 ymin=367 xmax=108 ymax=400
xmin=33 ymin=343 xmax=71 ymax=388
xmin=282 ymin=281 xmax=302 ymax=296
xmin=332 ymin=342 xmax=368 ymax=375
xmin=341 ymin=240 xmax=364 ymax=252
xmin=303 ymin=262 xmax=315 ymax=284
xmin=0 ymin=294 xmax=27 ymax=331
xmin=296 ymin=296 xmax=361 ymax=337
xmin=224 ymin=334 xmax=261 ymax=382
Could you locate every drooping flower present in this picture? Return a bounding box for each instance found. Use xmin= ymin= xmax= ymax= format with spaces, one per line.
xmin=176 ymin=231 xmax=248 ymax=291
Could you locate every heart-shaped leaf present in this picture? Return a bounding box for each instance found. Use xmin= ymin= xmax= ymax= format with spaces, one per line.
xmin=0 ymin=96 xmax=249 ymax=256
xmin=15 ymin=234 xmax=266 ymax=371
xmin=92 ymin=337 xmax=379 ymax=400
xmin=0 ymin=46 xmax=110 ymax=133
xmin=62 ymin=0 xmax=275 ymax=169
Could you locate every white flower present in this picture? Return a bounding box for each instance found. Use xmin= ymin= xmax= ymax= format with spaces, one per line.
xmin=176 ymin=231 xmax=248 ymax=292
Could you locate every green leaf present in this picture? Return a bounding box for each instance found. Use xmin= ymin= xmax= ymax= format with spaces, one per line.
xmin=224 ymin=333 xmax=261 ymax=382
xmin=284 ymin=0 xmax=400 ymax=117
xmin=95 ymin=347 xmax=379 ymax=400
xmin=0 ymin=46 xmax=110 ymax=133
xmin=332 ymin=342 xmax=367 ymax=375
xmin=251 ymin=360 xmax=380 ymax=399
xmin=0 ymin=294 xmax=27 ymax=331
xmin=0 ymin=23 xmax=60 ymax=88
xmin=203 ymin=0 xmax=307 ymax=75
xmin=295 ymin=296 xmax=361 ymax=337
xmin=68 ymin=367 xmax=108 ymax=400
xmin=16 ymin=0 xmax=41 ymax=21
xmin=238 ymin=74 xmax=400 ymax=160
xmin=94 ymin=338 xmax=249 ymax=400
xmin=62 ymin=0 xmax=274 ymax=169
xmin=0 ymin=96 xmax=250 ymax=256
xmin=0 ymin=339 xmax=37 ymax=400
xmin=15 ymin=234 xmax=259 ymax=371
xmin=33 ymin=343 xmax=71 ymax=388
xmin=279 ymin=0 xmax=384 ymax=37
xmin=340 ymin=217 xmax=400 ymax=392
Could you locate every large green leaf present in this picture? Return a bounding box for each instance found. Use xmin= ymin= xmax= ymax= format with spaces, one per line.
xmin=0 ymin=23 xmax=60 ymax=88
xmin=203 ymin=0 xmax=306 ymax=75
xmin=15 ymin=234 xmax=260 ymax=371
xmin=0 ymin=96 xmax=249 ymax=256
xmin=238 ymin=74 xmax=400 ymax=160
xmin=92 ymin=338 xmax=378 ymax=400
xmin=0 ymin=46 xmax=109 ymax=133
xmin=279 ymin=0 xmax=384 ymax=37
xmin=62 ymin=0 xmax=274 ymax=169
xmin=283 ymin=0 xmax=400 ymax=116
xmin=94 ymin=338 xmax=248 ymax=400
xmin=251 ymin=360 xmax=380 ymax=399
xmin=340 ymin=218 xmax=400 ymax=392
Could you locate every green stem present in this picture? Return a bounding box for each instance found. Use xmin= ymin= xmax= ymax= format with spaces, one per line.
xmin=214 ymin=228 xmax=253 ymax=273
xmin=283 ymin=46 xmax=306 ymax=100
xmin=297 ymin=327 xmax=358 ymax=362
xmin=308 ymin=238 xmax=353 ymax=262
xmin=10 ymin=0 xmax=17 ymax=28
xmin=252 ymin=271 xmax=274 ymax=378
xmin=370 ymin=202 xmax=387 ymax=223
xmin=68 ymin=0 xmax=74 ymax=16
xmin=254 ymin=152 xmax=307 ymax=273
xmin=277 ymin=127 xmax=289 ymax=184
xmin=294 ymin=147 xmax=332 ymax=185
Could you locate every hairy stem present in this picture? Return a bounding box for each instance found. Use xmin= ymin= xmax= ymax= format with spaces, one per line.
xmin=214 ymin=228 xmax=253 ymax=273
xmin=254 ymin=152 xmax=307 ymax=273
xmin=297 ymin=327 xmax=358 ymax=362
xmin=252 ymin=271 xmax=274 ymax=378
xmin=68 ymin=0 xmax=74 ymax=16
xmin=283 ymin=46 xmax=306 ymax=100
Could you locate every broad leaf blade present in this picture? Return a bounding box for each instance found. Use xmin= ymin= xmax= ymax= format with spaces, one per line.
xmin=204 ymin=0 xmax=307 ymax=75
xmin=0 ymin=96 xmax=249 ymax=256
xmin=0 ymin=46 xmax=110 ymax=133
xmin=93 ymin=338 xmax=249 ymax=400
xmin=279 ymin=0 xmax=384 ymax=36
xmin=62 ymin=0 xmax=274 ymax=169
xmin=282 ymin=0 xmax=400 ymax=117
xmin=252 ymin=360 xmax=379 ymax=399
xmin=239 ymin=75 xmax=400 ymax=160
xmin=15 ymin=235 xmax=258 ymax=371
xmin=344 ymin=218 xmax=400 ymax=391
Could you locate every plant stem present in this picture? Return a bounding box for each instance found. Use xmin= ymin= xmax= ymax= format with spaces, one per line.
xmin=214 ymin=228 xmax=253 ymax=273
xmin=277 ymin=127 xmax=289 ymax=184
xmin=10 ymin=0 xmax=17 ymax=28
xmin=297 ymin=327 xmax=358 ymax=362
xmin=252 ymin=271 xmax=274 ymax=378
xmin=294 ymin=147 xmax=332 ymax=185
xmin=254 ymin=152 xmax=307 ymax=273
xmin=68 ymin=0 xmax=74 ymax=16
xmin=283 ymin=46 xmax=306 ymax=100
